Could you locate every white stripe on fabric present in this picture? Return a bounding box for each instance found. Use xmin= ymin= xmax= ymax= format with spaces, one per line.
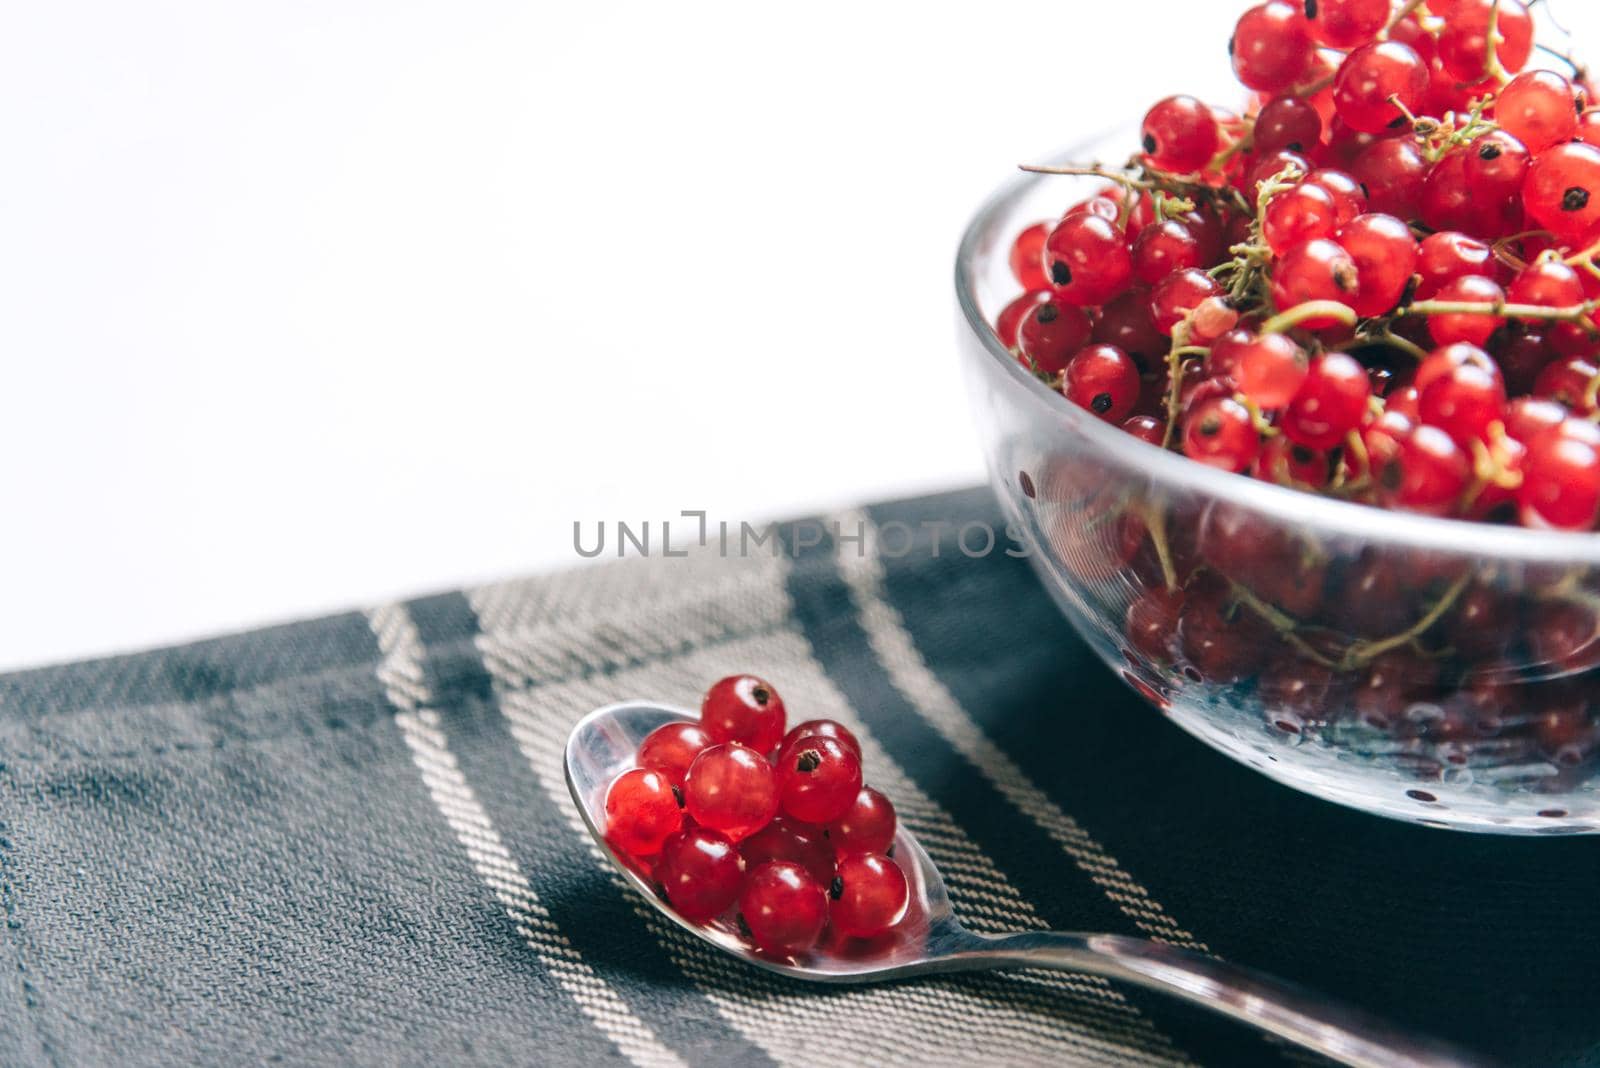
xmin=366 ymin=604 xmax=688 ymax=1068
xmin=829 ymin=509 xmax=1207 ymax=952
xmin=467 ymin=572 xmax=1195 ymax=1068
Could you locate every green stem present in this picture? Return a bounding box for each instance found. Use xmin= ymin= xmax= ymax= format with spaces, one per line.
xmin=1338 ymin=572 xmax=1473 ymax=671
xmin=1160 ymin=322 xmax=1193 ymax=450
xmin=1401 ymin=297 xmax=1600 ymax=322
xmin=1261 ymin=301 xmax=1359 ymax=334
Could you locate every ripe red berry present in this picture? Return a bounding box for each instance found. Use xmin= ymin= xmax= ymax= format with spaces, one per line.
xmin=739 ymin=861 xmax=828 ymax=956
xmin=1270 ymin=238 xmax=1360 ymax=325
xmin=1533 ymin=355 xmax=1599 ymax=414
xmin=1306 ymin=169 xmax=1370 ymax=227
xmin=1577 ymin=108 xmax=1600 ymax=149
xmin=1416 ymin=232 xmax=1494 ymax=298
xmin=656 ymin=827 xmax=743 ymax=921
xmin=1007 ymin=222 xmax=1050 ymax=291
xmin=605 ymin=768 xmax=684 ymax=857
xmin=739 ymin=818 xmax=836 ymax=887
xmin=1351 ymin=136 xmax=1429 ymax=220
xmin=1132 ymin=219 xmax=1204 ymax=284
xmin=1232 ymin=2 xmax=1314 ymax=94
xmin=1437 ymin=0 xmax=1534 ymax=83
xmin=1142 ymin=95 xmax=1220 ymax=172
xmin=1122 ymin=413 xmax=1168 ymax=445
xmin=1283 ymin=352 xmax=1371 ymax=450
xmin=775 ymin=735 xmax=863 ymax=824
xmin=1426 ymin=275 xmax=1506 ymax=348
xmin=1496 ymin=71 xmax=1580 ymax=154
xmin=1064 ymin=343 xmax=1142 ymax=422
xmin=1338 ymin=212 xmax=1419 ymax=317
xmin=683 ymin=742 xmax=779 ymax=842
xmin=1263 ymin=181 xmax=1338 ymax=254
xmin=1183 ymin=396 xmax=1260 ymax=473
xmin=1462 ymin=130 xmax=1531 ymax=205
xmin=1305 ymin=0 xmax=1387 ymax=48
xmin=995 ymin=289 xmax=1049 ymax=350
xmin=778 ymin=719 xmax=861 ymax=763
xmin=1333 ymin=42 xmax=1429 ymax=135
xmin=1505 ymin=396 xmax=1569 ymax=443
xmin=825 ymin=786 xmax=897 ymax=856
xmin=828 ymin=853 xmax=909 ymax=939
xmin=701 ymin=675 xmax=787 ymax=755
xmin=1233 ymin=332 xmax=1309 ymax=408
xmin=1255 ymin=96 xmax=1322 ymax=154
xmin=637 ymin=720 xmax=713 ymax=786
xmin=1421 ymin=151 xmax=1490 ymax=234
xmin=1044 ymin=213 xmax=1134 ymax=305
xmin=1418 ymin=350 xmax=1507 ymax=448
xmin=1151 ymin=268 xmax=1223 ymax=336
xmin=1093 ymin=288 xmax=1167 ymax=366
xmin=1016 ymin=293 xmax=1092 ymax=376
xmin=1520 ymin=419 xmax=1600 ymax=530
xmin=1509 ymin=259 xmax=1587 ymax=311
xmin=1523 ymin=142 xmax=1600 ymax=242
xmin=1379 ymin=425 xmax=1472 ymax=515
xmin=1256 ymin=435 xmax=1330 ymax=488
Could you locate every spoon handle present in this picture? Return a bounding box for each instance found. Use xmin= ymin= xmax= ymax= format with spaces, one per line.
xmin=944 ymin=930 xmax=1487 ymax=1068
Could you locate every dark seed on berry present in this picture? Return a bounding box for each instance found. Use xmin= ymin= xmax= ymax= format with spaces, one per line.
xmin=1091 ymin=392 xmax=1114 ymax=413
xmin=795 ymin=749 xmax=821 ymax=773
xmin=1143 ymin=133 xmax=1158 ymax=153
xmin=751 ymin=685 xmax=771 ymax=706
xmin=829 ymin=875 xmax=844 ymax=900
xmin=1051 ymin=261 xmax=1072 ymax=286
xmin=1563 ymin=187 xmax=1591 ymax=212
xmin=1479 ymin=142 xmax=1502 ymax=160
xmin=1037 ymin=303 xmax=1060 ymax=323
xmin=1198 ymin=414 xmax=1222 ymax=438
xmin=671 ymin=784 xmax=684 ymax=808
xmin=1304 ymin=0 xmax=1316 ymax=16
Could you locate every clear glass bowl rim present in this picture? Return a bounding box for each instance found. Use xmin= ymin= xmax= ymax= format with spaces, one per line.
xmin=954 ymin=146 xmax=1600 ymax=566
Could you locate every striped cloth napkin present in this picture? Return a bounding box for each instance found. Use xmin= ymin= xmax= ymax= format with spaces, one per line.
xmin=1 ymin=487 xmax=1593 ymax=1067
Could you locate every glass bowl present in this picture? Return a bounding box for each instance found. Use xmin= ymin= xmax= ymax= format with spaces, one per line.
xmin=955 ymin=138 xmax=1600 ymax=834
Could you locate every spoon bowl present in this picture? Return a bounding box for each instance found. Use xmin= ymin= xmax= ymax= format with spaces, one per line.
xmin=565 ymin=700 xmax=1489 ymax=1067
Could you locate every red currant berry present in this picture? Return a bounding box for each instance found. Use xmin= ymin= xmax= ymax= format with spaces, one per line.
xmin=1122 ymin=413 xmax=1168 ymax=445
xmin=1064 ymin=343 xmax=1141 ymax=422
xmin=1305 ymin=0 xmax=1387 ymax=48
xmin=1244 ymin=148 xmax=1313 ymax=200
xmin=1233 ymin=332 xmax=1309 ymax=408
xmin=775 ymin=735 xmax=862 ymax=825
xmin=1142 ymin=95 xmax=1220 ymax=173
xmin=1255 ymin=96 xmax=1323 ymax=154
xmin=1150 ymin=268 xmax=1223 ymax=336
xmin=1232 ymin=2 xmax=1314 ymax=94
xmin=739 ymin=861 xmax=828 ymax=956
xmin=605 ymin=768 xmax=684 ymax=857
xmin=1351 ymin=136 xmax=1429 ymax=220
xmin=1338 ymin=212 xmax=1419 ymax=316
xmin=1007 ymin=222 xmax=1050 ymax=291
xmin=1577 ymin=108 xmax=1600 ymax=149
xmin=1426 ymin=275 xmax=1506 ymax=348
xmin=1508 ymin=259 xmax=1587 ymax=311
xmin=1256 ymin=435 xmax=1330 ymax=488
xmin=1178 ymin=571 xmax=1271 ymax=683
xmin=656 ymin=827 xmax=743 ymax=921
xmin=1205 ymin=327 xmax=1255 ymax=379
xmin=637 ymin=720 xmax=713 ymax=786
xmin=1333 ymin=42 xmax=1429 ymax=136
xmin=1533 ymin=355 xmax=1599 ymax=414
xmin=1306 ymin=168 xmax=1370 ymax=227
xmin=1093 ymin=288 xmax=1167 ymax=366
xmin=683 ymin=743 xmax=779 ymax=842
xmin=1016 ymin=293 xmax=1092 ymax=376
xmin=828 ymin=853 xmax=909 ymax=939
xmin=1183 ymin=395 xmax=1260 ymax=473
xmin=994 ymin=289 xmax=1048 ymax=350
xmin=1418 ymin=350 xmax=1507 ymax=448
xmin=739 ymin=818 xmax=835 ymax=888
xmin=1191 ymin=296 xmax=1242 ymax=343
xmin=1044 ymin=213 xmax=1133 ymax=305
xmin=1415 ymin=340 xmax=1504 ymax=395
xmin=1283 ymin=351 xmax=1371 ymax=450
xmin=701 ymin=674 xmax=787 ymax=754
xmin=1416 ymin=231 xmax=1494 ymax=298
xmin=1520 ymin=418 xmax=1600 ymax=529
xmin=1437 ymin=0 xmax=1534 ymax=82
xmin=1505 ymin=396 xmax=1569 ymax=443
xmin=1523 ymin=142 xmax=1600 ymax=242
xmin=1496 ymin=71 xmax=1580 ymax=154
xmin=825 ymin=786 xmax=897 ymax=856
xmin=1497 ymin=328 xmax=1554 ymax=395
xmin=777 ymin=719 xmax=861 ymax=763
xmin=1132 ymin=220 xmax=1204 ymax=285
xmin=1421 ymin=151 xmax=1493 ymax=234
xmin=1125 ymin=585 xmax=1184 ymax=663
xmin=1270 ymin=238 xmax=1360 ymax=325
xmin=1379 ymin=425 xmax=1471 ymax=515
xmin=1263 ymin=181 xmax=1338 ymax=254
xmin=1462 ymin=130 xmax=1531 ymax=204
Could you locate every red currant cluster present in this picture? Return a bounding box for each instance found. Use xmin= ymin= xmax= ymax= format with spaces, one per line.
xmin=997 ymin=0 xmax=1600 ymax=531
xmin=603 ymin=675 xmax=908 ymax=957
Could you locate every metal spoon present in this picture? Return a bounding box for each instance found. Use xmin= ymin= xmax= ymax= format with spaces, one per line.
xmin=565 ymin=701 xmax=1488 ymax=1068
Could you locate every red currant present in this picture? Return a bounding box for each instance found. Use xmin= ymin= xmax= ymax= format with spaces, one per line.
xmin=656 ymin=827 xmax=743 ymax=921
xmin=739 ymin=818 xmax=836 ymax=887
xmin=825 ymin=786 xmax=897 ymax=856
xmin=1333 ymin=42 xmax=1429 ymax=136
xmin=775 ymin=735 xmax=862 ymax=824
xmin=605 ymin=768 xmax=684 ymax=857
xmin=1256 ymin=435 xmax=1330 ymax=488
xmin=1233 ymin=332 xmax=1309 ymax=408
xmin=1306 ymin=168 xmax=1370 ymax=227
xmin=1436 ymin=0 xmax=1534 ymax=83
xmin=1044 ymin=213 xmax=1133 ymax=305
xmin=1122 ymin=413 xmax=1168 ymax=445
xmin=828 ymin=853 xmax=909 ymax=939
xmin=1263 ymin=181 xmax=1338 ymax=254
xmin=1577 ymin=108 xmax=1600 ymax=149
xmin=1142 ymin=95 xmax=1220 ymax=173
xmin=1132 ymin=219 xmax=1204 ymax=284
xmin=1270 ymin=238 xmax=1360 ymax=325
xmin=1093 ymin=288 xmax=1167 ymax=366
xmin=777 ymin=719 xmax=861 ymax=763
xmin=1505 ymin=396 xmax=1569 ymax=443
xmin=1416 ymin=232 xmax=1494 ymax=299
xmin=1533 ymin=355 xmax=1599 ymax=413
xmin=1496 ymin=71 xmax=1580 ymax=154
xmin=1338 ymin=212 xmax=1419 ymax=316
xmin=1183 ymin=395 xmax=1260 ymax=473
xmin=739 ymin=861 xmax=828 ymax=956
xmin=1508 ymin=259 xmax=1587 ymax=311
xmin=1232 ymin=2 xmax=1314 ymax=94
xmin=1007 ymin=222 xmax=1050 ymax=291
xmin=1519 ymin=418 xmax=1600 ymax=529
xmin=1351 ymin=136 xmax=1429 ymax=220
xmin=1379 ymin=425 xmax=1471 ymax=515
xmin=1305 ymin=0 xmax=1387 ymax=48
xmin=683 ymin=743 xmax=779 ymax=842
xmin=1283 ymin=351 xmax=1371 ymax=450
xmin=637 ymin=720 xmax=713 ymax=786
xmin=1016 ymin=293 xmax=1092 ymax=376
xmin=1418 ymin=348 xmax=1507 ymax=448
xmin=1462 ymin=130 xmax=1531 ymax=205
xmin=701 ymin=675 xmax=787 ymax=754
xmin=1426 ymin=275 xmax=1506 ymax=348
xmin=1151 ymin=268 xmax=1223 ymax=336
xmin=1255 ymin=96 xmax=1323 ymax=154
xmin=994 ymin=289 xmax=1048 ymax=350
xmin=1064 ymin=343 xmax=1141 ymax=422
xmin=1523 ymin=142 xmax=1600 ymax=242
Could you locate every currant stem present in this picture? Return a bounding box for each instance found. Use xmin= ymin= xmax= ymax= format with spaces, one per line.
xmin=1160 ymin=322 xmax=1194 ymax=450
xmin=1018 ymin=164 xmax=1151 ymax=190
xmin=1400 ymin=297 xmax=1600 ymax=324
xmin=1227 ymin=582 xmax=1341 ymax=670
xmin=1383 ymin=0 xmax=1427 ymax=34
xmin=1338 ymin=572 xmax=1473 ymax=671
xmin=1260 ymin=301 xmax=1359 ymax=334
xmin=1143 ymin=505 xmax=1180 ymax=594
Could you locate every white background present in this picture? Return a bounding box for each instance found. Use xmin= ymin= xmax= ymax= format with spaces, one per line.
xmin=2 ymin=2 xmax=1596 ymax=671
